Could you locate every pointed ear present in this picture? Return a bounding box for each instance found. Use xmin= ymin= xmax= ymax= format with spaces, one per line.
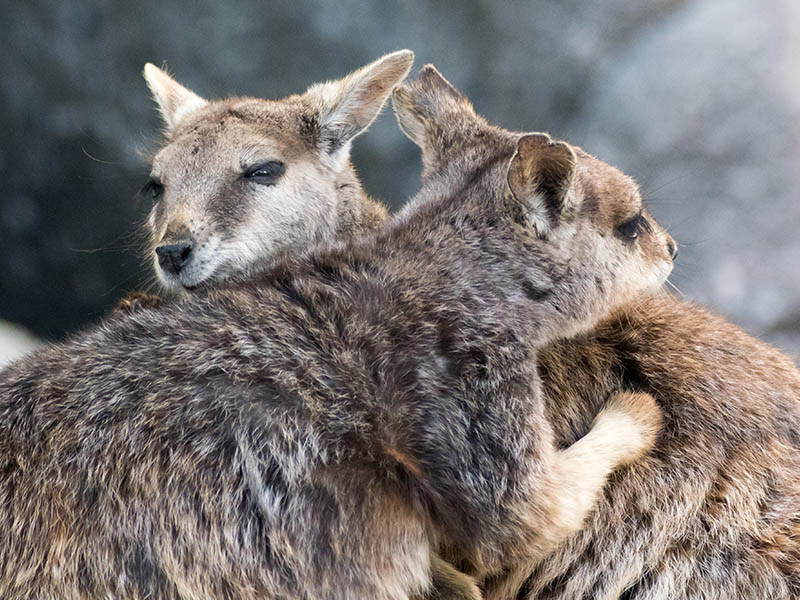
xmin=507 ymin=133 xmax=578 ymax=235
xmin=391 ymin=65 xmax=481 ymax=177
xmin=143 ymin=63 xmax=207 ymax=134
xmin=391 ymin=64 xmax=475 ymax=148
xmin=304 ymin=50 xmax=414 ymax=159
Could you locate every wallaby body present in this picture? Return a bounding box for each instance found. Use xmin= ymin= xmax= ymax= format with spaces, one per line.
xmin=133 ymin=59 xmax=799 ymax=598
xmin=393 ymin=68 xmax=800 ymax=600
xmin=0 ymin=64 xmax=673 ymax=598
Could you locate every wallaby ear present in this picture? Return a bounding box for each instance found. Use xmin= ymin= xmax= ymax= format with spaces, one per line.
xmin=143 ymin=63 xmax=207 ymax=134
xmin=391 ymin=64 xmax=474 ymax=150
xmin=507 ymin=133 xmax=578 ymax=235
xmin=304 ymin=50 xmax=414 ymax=159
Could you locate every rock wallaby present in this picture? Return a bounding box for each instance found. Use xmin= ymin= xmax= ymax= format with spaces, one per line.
xmin=127 ymin=51 xmax=405 ymax=306
xmin=393 ymin=69 xmax=800 ymax=600
xmin=143 ymin=57 xmax=800 ymax=599
xmin=133 ymin=57 xmax=799 ymax=599
xmin=134 ymin=56 xmax=677 ymax=599
xmin=0 ymin=62 xmax=675 ymax=599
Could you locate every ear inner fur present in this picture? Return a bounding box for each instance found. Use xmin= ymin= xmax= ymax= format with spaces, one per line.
xmin=507 ymin=134 xmax=578 ymax=233
xmin=142 ymin=63 xmax=208 ymax=134
xmin=391 ymin=65 xmax=478 ymax=156
xmin=304 ymin=50 xmax=414 ymax=157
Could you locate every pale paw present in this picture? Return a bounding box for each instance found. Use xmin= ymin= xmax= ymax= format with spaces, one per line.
xmin=594 ymin=391 xmax=662 ymax=464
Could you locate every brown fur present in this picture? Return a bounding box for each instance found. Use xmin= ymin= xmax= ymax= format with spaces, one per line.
xmin=0 ymin=63 xmax=674 ymax=599
xmin=128 ymin=60 xmax=800 ymax=598
xmin=485 ymin=294 xmax=800 ymax=599
xmin=392 ymin=66 xmax=800 ymax=599
xmin=140 ymin=53 xmax=403 ymax=295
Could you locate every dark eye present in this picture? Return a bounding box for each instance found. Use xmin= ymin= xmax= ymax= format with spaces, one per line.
xmin=616 ymin=214 xmax=651 ymax=240
xmin=140 ymin=178 xmax=164 ymax=201
xmin=243 ymin=160 xmax=285 ymax=185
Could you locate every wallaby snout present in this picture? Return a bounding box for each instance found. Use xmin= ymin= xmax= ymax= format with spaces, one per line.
xmin=667 ymin=237 xmax=678 ymax=260
xmin=156 ymin=239 xmax=194 ymax=275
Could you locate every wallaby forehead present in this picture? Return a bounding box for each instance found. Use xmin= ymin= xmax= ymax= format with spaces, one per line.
xmin=153 ymin=98 xmax=314 ymax=176
xmin=576 ymin=150 xmax=642 ymax=222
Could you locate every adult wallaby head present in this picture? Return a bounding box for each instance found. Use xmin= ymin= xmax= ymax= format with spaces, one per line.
xmin=0 ymin=57 xmax=681 ymax=600
xmin=391 ymin=65 xmax=677 ymax=340
xmin=141 ymin=50 xmax=412 ymax=291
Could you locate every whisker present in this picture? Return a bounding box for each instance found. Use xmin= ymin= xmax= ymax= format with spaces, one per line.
xmin=81 ymin=146 xmax=127 ymax=166
xmin=665 ymin=278 xmax=685 ymax=297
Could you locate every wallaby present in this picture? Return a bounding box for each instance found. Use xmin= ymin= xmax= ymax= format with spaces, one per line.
xmin=121 ymin=51 xmax=404 ymax=308
xmin=134 ymin=56 xmax=800 ymax=598
xmin=393 ymin=69 xmax=800 ymax=599
xmin=0 ymin=62 xmax=675 ymax=599
xmin=133 ymin=57 xmax=677 ymax=599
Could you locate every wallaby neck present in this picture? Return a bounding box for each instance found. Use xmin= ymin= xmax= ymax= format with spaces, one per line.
xmin=373 ymin=210 xmax=566 ymax=354
xmin=332 ymin=167 xmax=389 ymax=240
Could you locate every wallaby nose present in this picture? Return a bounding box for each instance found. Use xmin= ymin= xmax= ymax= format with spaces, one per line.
xmin=666 ymin=238 xmax=678 ymax=261
xmin=156 ymin=240 xmax=193 ymax=275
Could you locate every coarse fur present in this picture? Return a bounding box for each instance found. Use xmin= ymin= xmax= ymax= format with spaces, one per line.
xmin=132 ymin=59 xmax=671 ymax=599
xmin=489 ymin=295 xmax=800 ymax=599
xmin=0 ymin=68 xmax=674 ymax=599
xmin=394 ymin=68 xmax=800 ymax=599
xmin=132 ymin=61 xmax=800 ymax=598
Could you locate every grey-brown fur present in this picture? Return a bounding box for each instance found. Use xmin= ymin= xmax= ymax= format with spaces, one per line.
xmin=0 ymin=64 xmax=673 ymax=598
xmin=133 ymin=60 xmax=800 ymax=598
xmin=140 ymin=53 xmax=401 ymax=294
xmin=394 ymin=68 xmax=800 ymax=600
xmin=494 ymin=295 xmax=800 ymax=599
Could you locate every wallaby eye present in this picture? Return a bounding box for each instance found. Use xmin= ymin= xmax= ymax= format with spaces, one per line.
xmin=140 ymin=178 xmax=164 ymax=201
xmin=616 ymin=214 xmax=651 ymax=240
xmin=243 ymin=160 xmax=285 ymax=185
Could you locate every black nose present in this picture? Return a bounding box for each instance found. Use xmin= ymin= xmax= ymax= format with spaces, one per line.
xmin=667 ymin=239 xmax=678 ymax=261
xmin=156 ymin=240 xmax=193 ymax=275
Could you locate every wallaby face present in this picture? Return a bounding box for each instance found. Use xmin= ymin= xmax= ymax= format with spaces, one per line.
xmin=392 ymin=66 xmax=676 ymax=340
xmin=141 ymin=51 xmax=412 ymax=291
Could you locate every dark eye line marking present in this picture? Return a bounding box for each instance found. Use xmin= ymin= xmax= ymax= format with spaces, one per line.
xmin=139 ymin=178 xmax=164 ymax=200
xmin=241 ymin=160 xmax=286 ymax=183
xmin=616 ymin=211 xmax=651 ymax=240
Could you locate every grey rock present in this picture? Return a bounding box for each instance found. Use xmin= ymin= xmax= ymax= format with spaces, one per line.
xmin=0 ymin=320 xmax=40 ymax=369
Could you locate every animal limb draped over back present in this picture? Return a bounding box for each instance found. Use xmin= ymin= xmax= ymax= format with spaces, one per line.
xmin=0 ymin=65 xmax=675 ymax=599
xmin=132 ymin=57 xmax=800 ymax=599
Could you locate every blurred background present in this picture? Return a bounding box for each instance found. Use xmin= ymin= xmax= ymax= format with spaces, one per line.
xmin=1 ymin=0 xmax=799 ymax=364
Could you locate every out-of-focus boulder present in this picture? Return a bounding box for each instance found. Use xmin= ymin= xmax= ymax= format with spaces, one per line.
xmin=0 ymin=320 xmax=41 ymax=369
xmin=1 ymin=0 xmax=797 ymax=360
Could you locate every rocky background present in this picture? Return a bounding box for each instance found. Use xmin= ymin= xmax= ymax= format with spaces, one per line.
xmin=1 ymin=0 xmax=798 ymax=362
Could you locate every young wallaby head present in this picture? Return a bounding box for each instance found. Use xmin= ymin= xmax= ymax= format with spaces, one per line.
xmin=141 ymin=50 xmax=412 ymax=291
xmin=392 ymin=65 xmax=677 ymax=340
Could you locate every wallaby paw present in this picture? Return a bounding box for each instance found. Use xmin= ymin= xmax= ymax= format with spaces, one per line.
xmin=594 ymin=391 xmax=662 ymax=465
xmin=424 ymin=555 xmax=483 ymax=600
xmin=114 ymin=291 xmax=163 ymax=315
